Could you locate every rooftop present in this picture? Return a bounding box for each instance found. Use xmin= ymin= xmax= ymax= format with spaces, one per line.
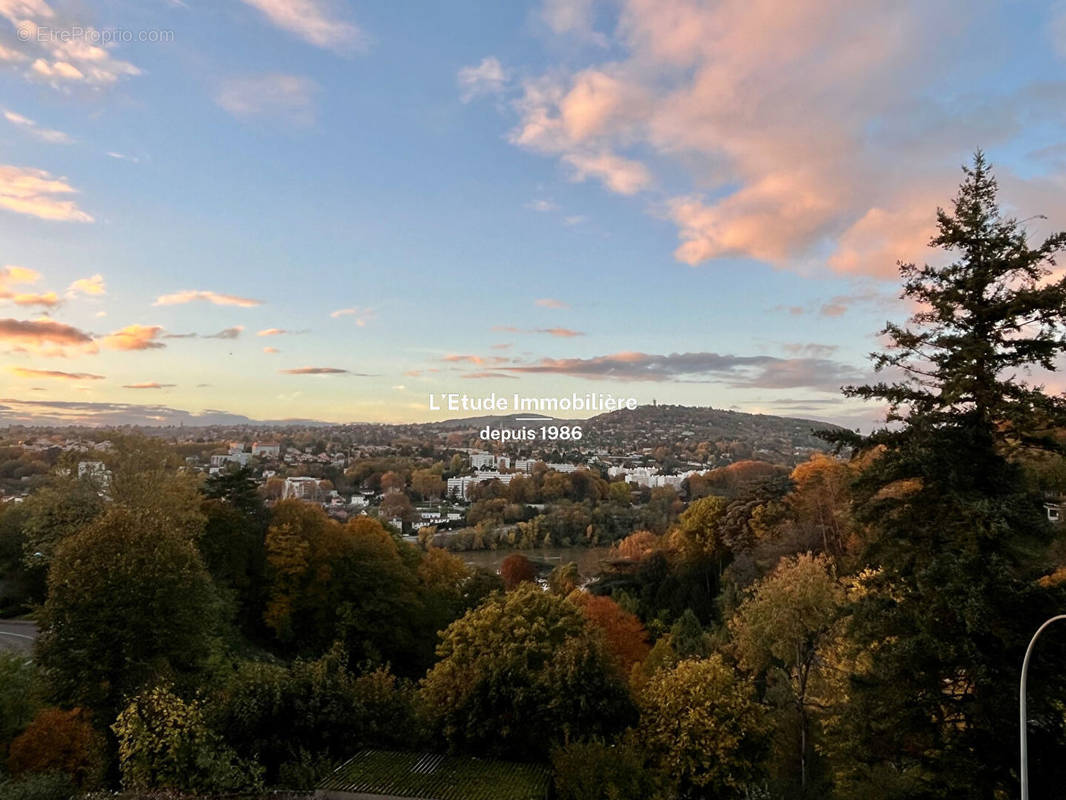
xmin=316 ymin=749 xmax=551 ymax=800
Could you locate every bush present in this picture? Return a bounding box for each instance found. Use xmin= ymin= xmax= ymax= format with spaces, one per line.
xmin=210 ymin=648 xmax=418 ymax=785
xmin=0 ymin=772 xmax=76 ymax=800
xmin=0 ymin=653 xmax=41 ymax=759
xmin=113 ymin=684 xmax=261 ymax=794
xmin=552 ymin=739 xmax=664 ymax=800
xmin=7 ymin=708 xmax=105 ymax=788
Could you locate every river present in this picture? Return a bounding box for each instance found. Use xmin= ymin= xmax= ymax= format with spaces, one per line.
xmin=460 ymin=545 xmax=615 ymax=578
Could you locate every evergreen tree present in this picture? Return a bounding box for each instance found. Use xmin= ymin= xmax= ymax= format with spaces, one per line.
xmin=825 ymin=153 xmax=1066 ymax=798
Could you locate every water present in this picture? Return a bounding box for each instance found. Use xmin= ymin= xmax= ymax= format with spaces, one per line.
xmin=461 ymin=545 xmax=614 ymax=578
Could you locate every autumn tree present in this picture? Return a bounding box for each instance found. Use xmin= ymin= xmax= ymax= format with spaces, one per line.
xmin=637 ymin=655 xmax=769 ymax=799
xmin=570 ymin=592 xmax=650 ymax=674
xmin=612 ymin=530 xmax=661 ymax=562
xmin=786 ymin=455 xmax=855 ymax=559
xmin=548 ymin=562 xmax=581 ymax=595
xmin=731 ymin=553 xmax=843 ymax=794
xmin=380 ymin=470 xmax=406 ymax=494
xmin=263 ymin=502 xmax=421 ymax=669
xmin=411 ymin=468 xmax=445 ymax=500
xmin=7 ymin=707 xmax=106 ymax=788
xmin=420 ymin=584 xmax=635 ymax=758
xmin=669 ymin=495 xmax=729 ymax=566
xmin=379 ymin=491 xmax=416 ymax=526
xmin=824 ymin=154 xmax=1066 ymax=796
xmin=499 ymin=553 xmax=537 ymax=589
xmin=113 ymin=685 xmax=253 ymax=793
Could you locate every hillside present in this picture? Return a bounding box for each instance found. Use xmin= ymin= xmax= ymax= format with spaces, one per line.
xmin=579 ymin=404 xmax=844 ymax=464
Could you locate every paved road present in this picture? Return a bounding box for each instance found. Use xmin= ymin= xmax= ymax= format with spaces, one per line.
xmin=0 ymin=620 xmax=37 ymax=655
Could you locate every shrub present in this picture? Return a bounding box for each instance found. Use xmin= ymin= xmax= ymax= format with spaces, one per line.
xmin=552 ymin=739 xmax=664 ymax=800
xmin=0 ymin=653 xmax=40 ymax=759
xmin=113 ymin=684 xmax=261 ymax=793
xmin=7 ymin=708 xmax=105 ymax=788
xmin=0 ymin=772 xmax=76 ymax=800
xmin=210 ymin=649 xmax=418 ymax=785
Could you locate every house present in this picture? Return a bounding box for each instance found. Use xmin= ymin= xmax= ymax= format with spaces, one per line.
xmin=283 ymin=476 xmax=321 ymax=501
xmin=210 ymin=452 xmax=251 ymax=468
xmin=315 ymin=750 xmax=550 ymax=800
xmin=1045 ymin=500 xmax=1063 ymax=524
xmin=252 ymin=441 xmax=281 ymax=458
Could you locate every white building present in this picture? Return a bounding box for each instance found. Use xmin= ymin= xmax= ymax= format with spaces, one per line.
xmin=447 ymin=472 xmax=515 ymax=501
xmin=283 ymin=476 xmax=321 ymax=501
xmin=252 ymin=441 xmax=281 ymax=458
xmin=546 ymin=463 xmax=579 ymax=474
xmin=211 ymin=452 xmax=251 ymax=468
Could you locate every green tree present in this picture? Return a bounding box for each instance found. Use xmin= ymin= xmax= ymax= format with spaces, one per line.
xmin=0 ymin=502 xmax=44 ymax=614
xmin=37 ymin=507 xmax=221 ymax=725
xmin=0 ymin=653 xmax=41 ymax=762
xmin=420 ymin=584 xmax=635 ymax=758
xmin=824 ymin=153 xmax=1066 ymax=797
xmin=637 ymin=655 xmax=769 ymax=799
xmin=18 ymin=477 xmax=104 ymax=566
xmin=669 ymin=608 xmax=709 ymax=659
xmin=209 ymin=649 xmax=417 ymax=786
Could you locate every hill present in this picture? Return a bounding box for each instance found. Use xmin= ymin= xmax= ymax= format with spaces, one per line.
xmin=579 ymin=404 xmax=843 ymax=465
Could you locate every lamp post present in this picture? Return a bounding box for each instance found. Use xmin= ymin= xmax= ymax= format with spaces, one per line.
xmin=1020 ymin=614 xmax=1066 ymax=800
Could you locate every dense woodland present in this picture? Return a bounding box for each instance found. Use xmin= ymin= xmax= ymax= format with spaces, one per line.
xmin=2 ymin=158 xmax=1066 ymax=799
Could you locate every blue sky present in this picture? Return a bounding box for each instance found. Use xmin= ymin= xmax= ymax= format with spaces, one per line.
xmin=1 ymin=0 xmax=1065 ymax=426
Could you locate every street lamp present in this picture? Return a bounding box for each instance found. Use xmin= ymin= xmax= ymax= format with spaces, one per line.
xmin=1020 ymin=614 xmax=1066 ymax=800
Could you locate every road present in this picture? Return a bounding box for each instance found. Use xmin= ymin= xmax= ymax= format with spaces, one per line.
xmin=0 ymin=620 xmax=37 ymax=656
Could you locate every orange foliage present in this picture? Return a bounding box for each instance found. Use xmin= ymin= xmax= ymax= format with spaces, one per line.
xmin=500 ymin=553 xmax=536 ymax=590
xmin=8 ymin=707 xmax=105 ymax=787
xmin=688 ymin=460 xmax=786 ymax=498
xmin=612 ymin=530 xmax=661 ymax=561
xmin=572 ymin=593 xmax=650 ymax=673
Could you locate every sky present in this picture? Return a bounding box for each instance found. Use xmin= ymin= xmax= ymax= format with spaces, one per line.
xmin=0 ymin=0 xmax=1065 ymax=427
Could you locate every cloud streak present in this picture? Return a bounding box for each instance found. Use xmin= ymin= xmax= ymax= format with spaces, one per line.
xmin=3 ymin=109 xmax=72 ymax=143
xmin=239 ymin=0 xmax=367 ymax=53
xmin=215 ymin=74 xmax=320 ymax=126
xmin=496 ymin=350 xmax=865 ymax=391
xmin=9 ymin=367 xmax=104 ymax=380
xmin=153 ymin=290 xmax=262 ymax=307
xmin=0 ymin=164 xmax=92 ymax=221
xmin=280 ymin=366 xmax=356 ymax=375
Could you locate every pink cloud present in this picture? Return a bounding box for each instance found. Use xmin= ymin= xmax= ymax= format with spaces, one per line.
xmin=497 ymin=0 xmax=1060 ymax=276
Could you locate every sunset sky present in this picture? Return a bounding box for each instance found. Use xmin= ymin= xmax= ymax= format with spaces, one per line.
xmin=1 ymin=0 xmax=1065 ymax=426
